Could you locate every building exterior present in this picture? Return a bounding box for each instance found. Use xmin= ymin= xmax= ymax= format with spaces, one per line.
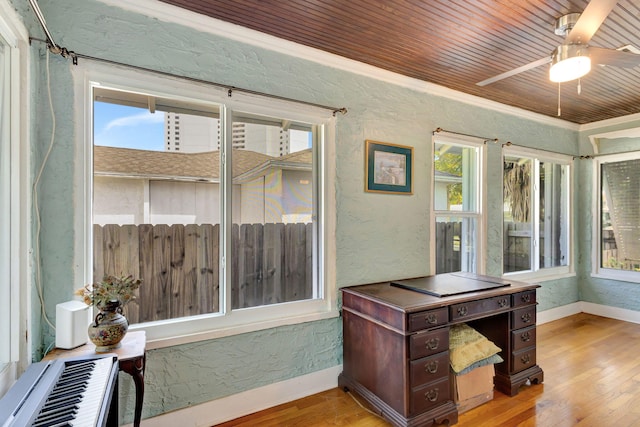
xmin=93 ymin=146 xmax=312 ymax=225
xmin=165 ymin=112 xmax=295 ymax=157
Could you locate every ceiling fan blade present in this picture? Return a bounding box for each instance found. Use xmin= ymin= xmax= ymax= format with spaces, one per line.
xmin=565 ymin=0 xmax=617 ymax=44
xmin=590 ymin=46 xmax=640 ymax=68
xmin=476 ymin=57 xmax=551 ymax=86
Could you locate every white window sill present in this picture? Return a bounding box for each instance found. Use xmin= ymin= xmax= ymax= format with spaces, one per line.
xmin=139 ymin=307 xmax=339 ymax=350
xmin=503 ymin=269 xmax=575 ymax=283
xmin=591 ymin=271 xmax=640 ymax=284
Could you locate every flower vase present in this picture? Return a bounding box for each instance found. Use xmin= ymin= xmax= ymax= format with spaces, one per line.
xmin=88 ymin=300 xmax=128 ymax=352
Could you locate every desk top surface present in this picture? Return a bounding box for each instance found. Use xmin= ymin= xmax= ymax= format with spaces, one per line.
xmin=44 ymin=330 xmax=146 ymax=362
xmin=342 ymin=273 xmax=538 ymax=313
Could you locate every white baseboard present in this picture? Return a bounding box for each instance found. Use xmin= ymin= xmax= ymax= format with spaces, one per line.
xmin=537 ymin=302 xmax=582 ymax=325
xmin=537 ymin=301 xmax=640 ymax=325
xmin=133 ymin=302 xmax=640 ymax=426
xmin=132 ymin=365 xmax=343 ymax=427
xmin=580 ymin=301 xmax=640 ymax=324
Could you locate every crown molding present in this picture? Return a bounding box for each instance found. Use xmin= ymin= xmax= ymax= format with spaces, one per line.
xmin=99 ymin=0 xmax=578 ymax=130
xmin=579 ymin=112 xmax=640 ymax=133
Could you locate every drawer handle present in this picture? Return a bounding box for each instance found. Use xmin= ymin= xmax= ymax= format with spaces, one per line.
xmin=424 ymin=388 xmax=439 ymax=402
xmin=457 ymin=306 xmax=468 ymax=317
xmin=521 ymin=354 xmax=531 ymax=365
xmin=425 ymin=360 xmax=439 ymax=374
xmin=521 ymin=294 xmax=531 ymax=303
xmin=425 ymin=313 xmax=438 ymax=325
xmin=520 ymin=331 xmax=531 ymax=342
xmin=426 ymin=338 xmax=440 ymax=350
xmin=521 ymin=312 xmax=532 ymax=323
xmin=498 ymin=298 xmax=508 ymax=308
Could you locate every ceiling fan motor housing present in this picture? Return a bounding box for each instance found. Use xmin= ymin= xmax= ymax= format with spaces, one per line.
xmin=555 ymin=13 xmax=581 ymax=36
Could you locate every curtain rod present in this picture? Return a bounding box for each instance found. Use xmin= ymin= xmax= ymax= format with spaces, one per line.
xmin=501 ymin=141 xmax=589 ymax=160
xmin=29 ymin=37 xmax=348 ymax=117
xmin=433 ymin=127 xmax=498 ymax=144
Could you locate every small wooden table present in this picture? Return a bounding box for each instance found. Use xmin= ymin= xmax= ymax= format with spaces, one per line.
xmin=44 ymin=331 xmax=146 ymax=427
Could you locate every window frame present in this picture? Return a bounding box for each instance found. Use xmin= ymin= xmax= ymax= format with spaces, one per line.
xmin=592 ymin=151 xmax=640 ymax=283
xmin=75 ymin=63 xmax=337 ymax=348
xmin=502 ymin=145 xmax=573 ymax=280
xmin=0 ymin=0 xmax=29 ymax=397
xmin=430 ymin=133 xmax=486 ymax=275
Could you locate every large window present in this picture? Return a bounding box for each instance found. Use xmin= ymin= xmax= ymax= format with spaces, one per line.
xmin=595 ymin=153 xmax=640 ymax=281
xmin=432 ymin=136 xmax=484 ymax=274
xmin=503 ymin=148 xmax=571 ymax=276
xmin=85 ymin=68 xmax=335 ymax=343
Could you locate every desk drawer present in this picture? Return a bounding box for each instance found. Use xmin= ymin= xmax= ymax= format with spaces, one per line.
xmin=511 ymin=306 xmax=536 ymax=330
xmin=410 ymin=352 xmax=449 ymax=387
xmin=410 ymin=327 xmax=449 ymax=360
xmin=511 ymin=347 xmax=536 ymax=373
xmin=512 ymin=290 xmax=536 ymax=308
xmin=511 ymin=326 xmax=536 ymax=352
xmin=408 ymin=307 xmax=448 ymax=332
xmin=410 ymin=376 xmax=451 ymax=415
xmin=450 ymin=296 xmax=511 ymax=321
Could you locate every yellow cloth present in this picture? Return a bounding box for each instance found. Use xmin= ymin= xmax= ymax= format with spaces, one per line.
xmin=449 ymin=323 xmax=501 ymax=373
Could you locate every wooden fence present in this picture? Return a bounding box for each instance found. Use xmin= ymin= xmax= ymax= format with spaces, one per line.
xmin=93 ymin=223 xmax=312 ymax=324
xmin=436 ymin=221 xmax=534 ymax=274
xmin=601 ymin=229 xmax=639 ymax=271
xmin=503 ymin=222 xmax=531 ymax=273
xmin=435 ymin=221 xmax=461 ymax=274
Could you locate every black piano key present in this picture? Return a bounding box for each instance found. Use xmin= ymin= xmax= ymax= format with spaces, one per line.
xmin=40 ymin=397 xmax=81 ymax=412
xmin=56 ymin=372 xmax=91 ymax=386
xmin=32 ymin=412 xmax=75 ymax=426
xmin=44 ymin=389 xmax=84 ymax=404
xmin=33 ymin=406 xmax=77 ymax=423
xmin=47 ymin=383 xmax=88 ymax=397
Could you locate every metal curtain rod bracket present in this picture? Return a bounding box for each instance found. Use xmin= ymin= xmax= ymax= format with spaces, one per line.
xmin=29 ymin=38 xmax=348 ymax=115
xmin=433 ymin=127 xmax=498 ymax=144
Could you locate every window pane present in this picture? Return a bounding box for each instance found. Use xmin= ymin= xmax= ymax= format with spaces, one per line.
xmin=540 ymin=162 xmax=568 ymax=268
xmin=503 ymin=157 xmax=532 ymax=273
xmin=435 ymin=216 xmax=477 ymax=274
xmin=93 ymin=90 xmax=222 ymax=323
xmin=434 ymin=143 xmax=478 ymax=212
xmin=601 ymin=159 xmax=640 ymax=272
xmin=231 ymin=115 xmax=315 ymax=309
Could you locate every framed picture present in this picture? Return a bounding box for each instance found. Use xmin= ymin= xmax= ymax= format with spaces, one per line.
xmin=365 ymin=140 xmax=413 ymax=194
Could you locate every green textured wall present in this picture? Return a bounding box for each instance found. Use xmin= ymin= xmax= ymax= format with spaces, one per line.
xmin=10 ymin=0 xmax=601 ymax=423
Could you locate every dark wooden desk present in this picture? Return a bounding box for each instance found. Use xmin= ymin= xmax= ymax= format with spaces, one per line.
xmin=44 ymin=331 xmax=146 ymax=427
xmin=338 ymin=274 xmax=544 ymax=427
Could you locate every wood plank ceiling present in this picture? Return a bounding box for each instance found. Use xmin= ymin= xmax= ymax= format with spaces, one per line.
xmin=159 ymin=0 xmax=640 ymax=125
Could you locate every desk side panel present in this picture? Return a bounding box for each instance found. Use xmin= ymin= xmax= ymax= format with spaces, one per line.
xmin=342 ymin=309 xmax=409 ymax=416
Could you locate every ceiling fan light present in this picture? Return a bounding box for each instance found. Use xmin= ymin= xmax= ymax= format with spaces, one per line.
xmin=549 ymin=45 xmax=591 ymax=83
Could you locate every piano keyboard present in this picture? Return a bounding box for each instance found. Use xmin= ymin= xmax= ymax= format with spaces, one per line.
xmin=0 ymin=355 xmax=118 ymax=427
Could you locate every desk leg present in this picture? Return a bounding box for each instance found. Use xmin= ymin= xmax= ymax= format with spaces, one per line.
xmin=119 ymin=354 xmax=145 ymax=427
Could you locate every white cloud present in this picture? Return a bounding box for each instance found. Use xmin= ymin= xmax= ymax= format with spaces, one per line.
xmin=104 ymin=111 xmax=164 ymax=131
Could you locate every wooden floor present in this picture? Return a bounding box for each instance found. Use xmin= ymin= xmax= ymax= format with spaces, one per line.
xmin=215 ymin=313 xmax=640 ymax=426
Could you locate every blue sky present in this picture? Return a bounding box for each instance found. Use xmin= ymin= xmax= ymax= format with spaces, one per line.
xmin=94 ymin=102 xmax=164 ymax=151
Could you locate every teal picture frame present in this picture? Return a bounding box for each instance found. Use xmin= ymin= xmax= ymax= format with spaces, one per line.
xmin=365 ymin=140 xmax=413 ymax=194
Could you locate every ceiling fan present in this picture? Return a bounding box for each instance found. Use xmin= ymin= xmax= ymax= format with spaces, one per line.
xmin=476 ymin=0 xmax=640 ymax=87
